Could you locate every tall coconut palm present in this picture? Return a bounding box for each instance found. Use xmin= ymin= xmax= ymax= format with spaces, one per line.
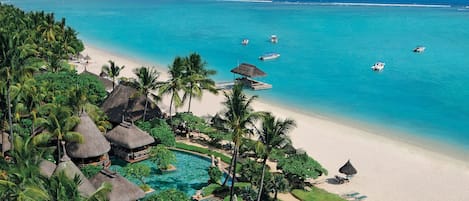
xmin=183 ymin=53 xmax=217 ymax=113
xmin=255 ymin=113 xmax=296 ymax=201
xmin=0 ymin=30 xmax=38 ymax=155
xmin=33 ymin=103 xmax=83 ymax=164
xmin=132 ymin=66 xmax=161 ymax=121
xmin=219 ymin=84 xmax=263 ymax=201
xmin=101 ymin=60 xmax=125 ymax=89
xmin=159 ymin=57 xmax=186 ymax=121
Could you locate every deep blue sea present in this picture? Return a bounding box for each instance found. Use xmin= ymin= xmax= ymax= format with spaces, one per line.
xmin=7 ymin=0 xmax=469 ymax=153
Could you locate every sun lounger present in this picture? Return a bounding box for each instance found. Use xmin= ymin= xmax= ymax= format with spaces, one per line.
xmin=342 ymin=191 xmax=360 ymax=198
xmin=355 ymin=195 xmax=368 ymax=200
xmin=335 ymin=175 xmax=350 ymax=184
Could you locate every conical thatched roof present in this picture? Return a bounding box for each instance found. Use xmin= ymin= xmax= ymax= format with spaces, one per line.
xmin=90 ymin=169 xmax=145 ymax=201
xmin=339 ymin=160 xmax=357 ymax=176
xmin=105 ymin=122 xmax=155 ymax=149
xmin=39 ymin=160 xmax=57 ymax=178
xmin=0 ymin=132 xmax=11 ymax=152
xmin=231 ymin=63 xmax=266 ymax=78
xmin=67 ymin=112 xmax=111 ymax=159
xmin=80 ymin=70 xmax=114 ymax=92
xmin=54 ymin=153 xmax=97 ymax=197
xmin=101 ymin=83 xmax=162 ymax=124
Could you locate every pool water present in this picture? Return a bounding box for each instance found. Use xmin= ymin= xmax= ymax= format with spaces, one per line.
xmin=110 ymin=150 xmax=222 ymax=197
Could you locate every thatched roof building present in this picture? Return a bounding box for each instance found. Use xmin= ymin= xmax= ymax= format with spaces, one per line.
xmin=101 ymin=84 xmax=162 ymax=124
xmin=39 ymin=160 xmax=57 ymax=178
xmin=231 ymin=63 xmax=267 ymax=78
xmin=68 ymin=112 xmax=111 ymax=158
xmin=54 ymin=153 xmax=97 ymax=197
xmin=67 ymin=112 xmax=111 ymax=167
xmin=0 ymin=133 xmax=11 ymax=152
xmin=106 ymin=122 xmax=154 ymax=149
xmin=90 ymin=169 xmax=145 ymax=201
xmin=105 ymin=122 xmax=154 ymax=162
xmin=80 ymin=70 xmax=114 ymax=93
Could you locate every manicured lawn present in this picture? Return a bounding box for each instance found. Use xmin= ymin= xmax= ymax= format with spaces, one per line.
xmin=291 ymin=188 xmax=347 ymax=201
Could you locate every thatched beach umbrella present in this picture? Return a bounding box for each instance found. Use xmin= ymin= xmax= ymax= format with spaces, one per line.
xmin=339 ymin=160 xmax=357 ymax=177
xmin=67 ymin=112 xmax=111 ymax=159
xmin=101 ymin=84 xmax=163 ymax=124
xmin=230 ymin=63 xmax=267 ymax=78
xmin=105 ymin=123 xmax=155 ymax=150
xmin=54 ymin=150 xmax=97 ymax=197
xmin=90 ymin=169 xmax=145 ymax=201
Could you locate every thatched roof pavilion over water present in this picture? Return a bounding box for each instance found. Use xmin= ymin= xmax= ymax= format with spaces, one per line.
xmin=231 ymin=63 xmax=272 ymax=90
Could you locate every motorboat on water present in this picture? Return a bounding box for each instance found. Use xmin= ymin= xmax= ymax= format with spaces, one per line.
xmin=270 ymin=35 xmax=278 ymax=43
xmin=371 ymin=62 xmax=385 ymax=71
xmin=241 ymin=39 xmax=249 ymax=45
xmin=259 ymin=53 xmax=280 ymax=60
xmin=413 ymin=46 xmax=425 ymax=53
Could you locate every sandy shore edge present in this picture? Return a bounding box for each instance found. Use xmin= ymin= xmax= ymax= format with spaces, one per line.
xmin=77 ymin=43 xmax=469 ymax=201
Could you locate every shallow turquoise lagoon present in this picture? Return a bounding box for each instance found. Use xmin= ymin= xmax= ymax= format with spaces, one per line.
xmin=9 ymin=0 xmax=469 ymax=152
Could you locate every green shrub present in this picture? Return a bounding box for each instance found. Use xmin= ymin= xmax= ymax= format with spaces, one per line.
xmin=80 ymin=165 xmax=102 ymax=178
xmin=208 ymin=166 xmax=223 ymax=184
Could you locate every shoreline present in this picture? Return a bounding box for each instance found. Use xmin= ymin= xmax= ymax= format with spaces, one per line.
xmin=78 ymin=42 xmax=469 ymax=201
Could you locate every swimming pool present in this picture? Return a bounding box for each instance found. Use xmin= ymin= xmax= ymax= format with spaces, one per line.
xmin=110 ymin=150 xmax=225 ymax=197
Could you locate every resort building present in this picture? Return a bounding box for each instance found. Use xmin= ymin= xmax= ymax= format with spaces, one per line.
xmin=67 ymin=112 xmax=111 ymax=168
xmin=90 ymin=169 xmax=145 ymax=201
xmin=54 ymin=151 xmax=97 ymax=198
xmin=101 ymin=83 xmax=163 ymax=124
xmin=39 ymin=160 xmax=56 ymax=178
xmin=105 ymin=121 xmax=155 ymax=163
xmin=80 ymin=70 xmax=115 ymax=93
xmin=0 ymin=132 xmax=11 ymax=154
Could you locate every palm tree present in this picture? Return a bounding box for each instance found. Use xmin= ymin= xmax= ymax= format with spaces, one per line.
xmin=0 ymin=30 xmax=38 ymax=155
xmin=183 ymin=53 xmax=217 ymax=113
xmin=265 ymin=173 xmax=290 ymax=201
xmin=255 ymin=113 xmax=296 ymax=201
xmin=33 ymin=103 xmax=83 ymax=164
xmin=0 ymin=134 xmax=50 ymax=201
xmin=101 ymin=60 xmax=125 ymax=89
xmin=159 ymin=57 xmax=186 ymax=121
xmin=132 ymin=66 xmax=161 ymax=121
xmin=219 ymin=84 xmax=263 ymax=201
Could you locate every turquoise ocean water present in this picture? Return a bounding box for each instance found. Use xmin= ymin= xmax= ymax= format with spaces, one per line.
xmin=7 ymin=0 xmax=469 ymax=153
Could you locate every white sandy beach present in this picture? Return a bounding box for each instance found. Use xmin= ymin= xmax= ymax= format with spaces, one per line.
xmin=77 ymin=44 xmax=469 ymax=201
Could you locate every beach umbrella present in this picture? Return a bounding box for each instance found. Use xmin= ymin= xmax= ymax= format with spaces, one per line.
xmin=84 ymin=54 xmax=91 ymax=62
xmin=339 ymin=160 xmax=357 ymax=177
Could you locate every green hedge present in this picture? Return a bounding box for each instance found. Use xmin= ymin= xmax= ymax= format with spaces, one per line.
xmin=175 ymin=142 xmax=231 ymax=164
xmin=291 ymin=188 xmax=346 ymax=201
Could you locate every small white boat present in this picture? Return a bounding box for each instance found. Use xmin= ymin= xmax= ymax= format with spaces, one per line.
xmin=413 ymin=46 xmax=425 ymax=53
xmin=259 ymin=53 xmax=280 ymax=60
xmin=270 ymin=35 xmax=278 ymax=43
xmin=371 ymin=62 xmax=385 ymax=71
xmin=241 ymin=39 xmax=249 ymax=45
